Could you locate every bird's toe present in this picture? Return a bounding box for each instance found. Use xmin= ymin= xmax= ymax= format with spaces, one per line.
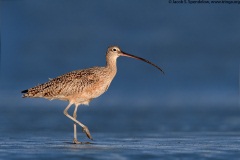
xmin=73 ymin=138 xmax=83 ymax=144
xmin=82 ymin=127 xmax=93 ymax=140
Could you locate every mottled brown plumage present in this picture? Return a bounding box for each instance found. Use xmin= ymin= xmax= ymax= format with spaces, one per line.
xmin=22 ymin=46 xmax=164 ymax=144
xmin=22 ymin=67 xmax=115 ymax=105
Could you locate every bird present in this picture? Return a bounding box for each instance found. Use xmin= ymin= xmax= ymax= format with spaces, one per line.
xmin=21 ymin=46 xmax=164 ymax=144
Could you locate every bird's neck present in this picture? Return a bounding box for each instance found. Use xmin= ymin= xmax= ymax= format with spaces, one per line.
xmin=106 ymin=55 xmax=117 ymax=76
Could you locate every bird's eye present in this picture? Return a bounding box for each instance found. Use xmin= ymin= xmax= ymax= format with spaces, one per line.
xmin=112 ymin=48 xmax=117 ymax=52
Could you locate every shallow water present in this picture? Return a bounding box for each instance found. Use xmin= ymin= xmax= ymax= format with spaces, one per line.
xmin=1 ymin=132 xmax=240 ymax=160
xmin=1 ymin=105 xmax=240 ymax=159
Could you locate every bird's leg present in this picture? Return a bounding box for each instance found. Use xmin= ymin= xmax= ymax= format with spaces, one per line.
xmin=63 ymin=103 xmax=93 ymax=141
xmin=73 ymin=105 xmax=82 ymax=144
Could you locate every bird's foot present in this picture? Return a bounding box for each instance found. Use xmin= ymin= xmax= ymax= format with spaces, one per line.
xmin=73 ymin=138 xmax=90 ymax=144
xmin=82 ymin=126 xmax=93 ymax=140
xmin=73 ymin=138 xmax=83 ymax=144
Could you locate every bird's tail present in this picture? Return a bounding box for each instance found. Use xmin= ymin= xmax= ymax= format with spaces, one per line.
xmin=21 ymin=84 xmax=50 ymax=98
xmin=21 ymin=89 xmax=29 ymax=98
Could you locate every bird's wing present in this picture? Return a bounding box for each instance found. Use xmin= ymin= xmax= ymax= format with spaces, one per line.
xmin=55 ymin=69 xmax=100 ymax=97
xmin=22 ymin=68 xmax=100 ymax=99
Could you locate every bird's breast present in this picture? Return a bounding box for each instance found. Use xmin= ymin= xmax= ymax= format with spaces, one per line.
xmin=61 ymin=67 xmax=116 ymax=105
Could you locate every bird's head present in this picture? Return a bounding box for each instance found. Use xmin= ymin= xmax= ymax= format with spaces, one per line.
xmin=107 ymin=46 xmax=164 ymax=74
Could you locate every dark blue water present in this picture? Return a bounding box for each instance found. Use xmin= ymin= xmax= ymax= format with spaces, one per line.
xmin=1 ymin=1 xmax=240 ymax=106
xmin=1 ymin=1 xmax=240 ymax=159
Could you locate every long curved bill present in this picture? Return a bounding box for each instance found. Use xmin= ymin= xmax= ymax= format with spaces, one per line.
xmin=119 ymin=51 xmax=165 ymax=74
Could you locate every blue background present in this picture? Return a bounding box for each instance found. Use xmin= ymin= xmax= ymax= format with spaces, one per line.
xmin=1 ymin=1 xmax=240 ymax=159
xmin=1 ymin=0 xmax=239 ymax=108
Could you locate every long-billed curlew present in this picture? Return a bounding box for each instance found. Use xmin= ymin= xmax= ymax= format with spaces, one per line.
xmin=21 ymin=46 xmax=164 ymax=144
